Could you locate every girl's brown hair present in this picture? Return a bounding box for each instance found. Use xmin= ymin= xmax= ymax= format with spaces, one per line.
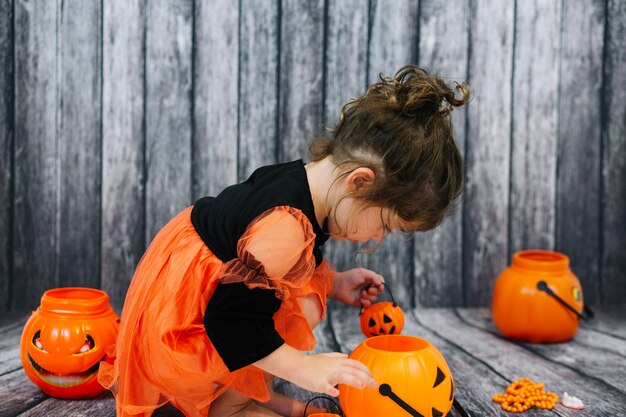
xmin=309 ymin=65 xmax=470 ymax=232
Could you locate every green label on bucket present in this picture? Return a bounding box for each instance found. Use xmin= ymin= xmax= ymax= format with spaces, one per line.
xmin=572 ymin=287 xmax=581 ymax=302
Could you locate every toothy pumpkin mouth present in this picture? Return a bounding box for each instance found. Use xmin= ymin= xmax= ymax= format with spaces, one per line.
xmin=27 ymin=353 xmax=104 ymax=388
xmin=368 ymin=326 xmax=397 ymax=337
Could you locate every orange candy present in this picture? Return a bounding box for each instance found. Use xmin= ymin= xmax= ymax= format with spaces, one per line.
xmin=492 ymin=378 xmax=558 ymax=413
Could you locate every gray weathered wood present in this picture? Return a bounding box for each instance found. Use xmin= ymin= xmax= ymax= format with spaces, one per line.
xmin=463 ymin=0 xmax=514 ymax=307
xmin=581 ymin=307 xmax=626 ymax=339
xmin=556 ymin=0 xmax=605 ymax=305
xmin=320 ymin=0 xmax=370 ymax=329
xmin=57 ymin=0 xmax=101 ymax=289
xmin=367 ymin=0 xmax=418 ymax=82
xmin=3 ymin=0 xmax=626 ymax=314
xmin=19 ymin=393 xmax=116 ymax=417
xmin=0 ymin=0 xmax=12 ymax=313
xmin=461 ymin=308 xmax=626 ymax=393
xmin=572 ymin=325 xmax=626 ymax=358
xmin=362 ymin=0 xmax=418 ymax=309
xmin=13 ymin=0 xmax=58 ymax=310
xmin=278 ymin=0 xmax=325 ymax=163
xmin=0 ymin=310 xmax=27 ymax=329
xmin=419 ymin=308 xmax=626 ymax=416
xmin=415 ymin=0 xmax=468 ymax=307
xmin=602 ymin=0 xmax=626 ymax=307
xmin=101 ymin=0 xmax=145 ymax=311
xmin=322 ymin=0 xmax=368 ymax=289
xmin=510 ymin=0 xmax=560 ymax=254
xmin=0 ymin=316 xmax=25 ymax=375
xmin=238 ymin=0 xmax=279 ymax=180
xmin=145 ymin=0 xmax=193 ymax=242
xmin=192 ymin=0 xmax=239 ymax=199
xmin=324 ymin=0 xmax=368 ymax=128
xmin=0 ymin=368 xmax=48 ymax=417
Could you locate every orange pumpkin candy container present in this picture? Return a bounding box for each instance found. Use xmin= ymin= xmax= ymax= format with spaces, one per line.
xmin=360 ymin=285 xmax=405 ymax=338
xmin=20 ymin=287 xmax=119 ymax=399
xmin=360 ymin=301 xmax=405 ymax=338
xmin=339 ymin=335 xmax=454 ymax=417
xmin=492 ymin=250 xmax=585 ymax=343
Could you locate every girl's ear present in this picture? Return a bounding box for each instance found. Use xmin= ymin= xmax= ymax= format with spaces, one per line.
xmin=345 ymin=167 xmax=376 ymax=192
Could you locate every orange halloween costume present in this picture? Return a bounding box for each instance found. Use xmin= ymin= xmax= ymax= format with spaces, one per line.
xmin=98 ymin=161 xmax=334 ymax=417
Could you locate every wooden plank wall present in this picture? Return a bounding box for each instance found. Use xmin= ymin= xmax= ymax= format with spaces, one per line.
xmin=0 ymin=0 xmax=13 ymax=312
xmin=101 ymin=0 xmax=145 ymax=310
xmin=0 ymin=0 xmax=624 ymax=312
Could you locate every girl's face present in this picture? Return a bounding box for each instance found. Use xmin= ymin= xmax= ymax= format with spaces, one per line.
xmin=328 ymin=198 xmax=391 ymax=243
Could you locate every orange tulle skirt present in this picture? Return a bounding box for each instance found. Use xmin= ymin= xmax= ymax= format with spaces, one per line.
xmin=98 ymin=207 xmax=333 ymax=417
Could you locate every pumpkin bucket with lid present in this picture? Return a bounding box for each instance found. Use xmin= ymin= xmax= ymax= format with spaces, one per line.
xmin=20 ymin=287 xmax=120 ymax=399
xmin=492 ymin=250 xmax=589 ymax=343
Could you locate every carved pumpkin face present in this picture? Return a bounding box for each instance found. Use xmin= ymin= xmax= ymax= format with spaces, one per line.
xmin=20 ymin=288 xmax=119 ymax=399
xmin=360 ymin=301 xmax=405 ymax=338
xmin=340 ymin=335 xmax=454 ymax=417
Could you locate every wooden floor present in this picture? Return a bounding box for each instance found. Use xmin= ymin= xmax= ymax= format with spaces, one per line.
xmin=1 ymin=306 xmax=625 ymax=416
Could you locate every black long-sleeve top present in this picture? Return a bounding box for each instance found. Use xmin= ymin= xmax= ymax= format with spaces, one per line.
xmin=191 ymin=160 xmax=329 ymax=371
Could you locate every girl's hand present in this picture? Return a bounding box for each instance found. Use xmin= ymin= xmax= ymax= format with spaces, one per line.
xmin=331 ymin=268 xmax=385 ymax=307
xmin=292 ymin=352 xmax=377 ymax=396
xmin=255 ymin=345 xmax=377 ymax=398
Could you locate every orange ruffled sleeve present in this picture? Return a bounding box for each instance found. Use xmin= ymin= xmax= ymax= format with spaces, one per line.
xmin=220 ymin=206 xmax=317 ymax=300
xmin=274 ymin=259 xmax=335 ymax=351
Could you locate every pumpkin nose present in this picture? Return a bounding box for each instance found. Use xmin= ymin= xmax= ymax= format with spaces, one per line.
xmin=41 ymin=325 xmax=85 ymax=355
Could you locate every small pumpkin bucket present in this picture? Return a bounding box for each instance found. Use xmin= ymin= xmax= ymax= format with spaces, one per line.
xmin=492 ymin=250 xmax=591 ymax=343
xmin=359 ymin=285 xmax=405 ymax=338
xmin=20 ymin=287 xmax=120 ymax=399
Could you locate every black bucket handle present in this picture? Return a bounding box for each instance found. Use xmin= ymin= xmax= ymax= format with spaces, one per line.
xmin=536 ymin=281 xmax=594 ymax=320
xmin=303 ymin=395 xmax=344 ymax=417
xmin=358 ymin=284 xmax=399 ymax=316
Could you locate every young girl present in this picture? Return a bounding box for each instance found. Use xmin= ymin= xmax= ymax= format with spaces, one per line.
xmin=98 ymin=65 xmax=469 ymax=417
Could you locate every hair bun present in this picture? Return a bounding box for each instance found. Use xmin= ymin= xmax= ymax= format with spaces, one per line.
xmin=375 ymin=65 xmax=470 ymax=119
xmin=311 ymin=64 xmax=467 ymax=233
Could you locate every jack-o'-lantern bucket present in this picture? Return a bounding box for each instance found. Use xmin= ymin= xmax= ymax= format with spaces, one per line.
xmin=339 ymin=335 xmax=454 ymax=417
xmin=359 ymin=285 xmax=405 ymax=338
xmin=20 ymin=287 xmax=119 ymax=399
xmin=492 ymin=250 xmax=589 ymax=343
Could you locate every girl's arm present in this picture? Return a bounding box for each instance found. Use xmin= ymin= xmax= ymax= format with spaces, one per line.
xmin=254 ymin=343 xmax=377 ymax=396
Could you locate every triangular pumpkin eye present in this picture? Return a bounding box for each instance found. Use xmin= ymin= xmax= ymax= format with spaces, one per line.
xmin=449 ymin=378 xmax=454 ymax=401
xmin=368 ymin=318 xmax=376 ymax=327
xmin=433 ymin=366 xmax=446 ymax=388
xmin=432 ymin=408 xmax=444 ymax=417
xmin=383 ymin=314 xmax=393 ymax=323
